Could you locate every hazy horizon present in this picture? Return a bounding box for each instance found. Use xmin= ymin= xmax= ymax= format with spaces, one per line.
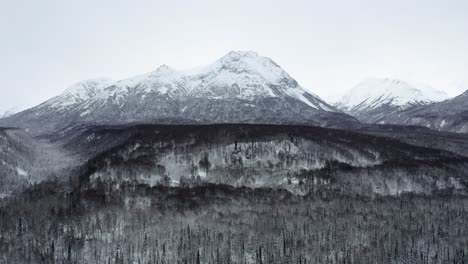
xmin=1 ymin=0 xmax=468 ymax=112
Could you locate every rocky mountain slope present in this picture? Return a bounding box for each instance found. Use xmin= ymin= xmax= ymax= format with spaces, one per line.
xmin=381 ymin=90 xmax=468 ymax=133
xmin=335 ymin=78 xmax=448 ymax=123
xmin=0 ymin=51 xmax=358 ymax=136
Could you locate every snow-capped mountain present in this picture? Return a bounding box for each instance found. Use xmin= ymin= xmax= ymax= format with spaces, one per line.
xmin=47 ymin=78 xmax=116 ymax=109
xmin=382 ymin=89 xmax=468 ymax=133
xmin=335 ymin=78 xmax=449 ymax=123
xmin=0 ymin=51 xmax=358 ymax=136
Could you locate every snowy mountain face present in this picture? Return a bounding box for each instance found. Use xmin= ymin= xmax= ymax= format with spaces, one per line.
xmin=47 ymin=78 xmax=116 ymax=108
xmin=382 ymin=89 xmax=468 ymax=133
xmin=335 ymin=78 xmax=449 ymax=123
xmin=54 ymin=51 xmax=337 ymax=109
xmin=0 ymin=51 xmax=358 ymax=136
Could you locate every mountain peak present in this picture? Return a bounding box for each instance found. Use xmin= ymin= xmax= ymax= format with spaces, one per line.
xmin=205 ymin=51 xmax=287 ymax=86
xmin=337 ymin=78 xmax=448 ymax=110
xmin=216 ymin=51 xmax=273 ymax=67
xmin=153 ymin=64 xmax=176 ymax=75
xmin=0 ymin=51 xmax=354 ymax=136
xmin=221 ymin=50 xmax=259 ymax=60
xmin=45 ymin=78 xmax=115 ymax=108
xmin=63 ymin=78 xmax=114 ymax=94
xmin=334 ymin=78 xmax=450 ymax=123
xmin=381 ymin=78 xmax=403 ymax=84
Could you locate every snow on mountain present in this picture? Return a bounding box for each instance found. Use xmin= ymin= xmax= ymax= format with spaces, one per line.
xmin=335 ymin=78 xmax=449 ymax=123
xmin=47 ymin=78 xmax=116 ymax=109
xmin=115 ymin=65 xmax=186 ymax=96
xmin=337 ymin=78 xmax=448 ymax=111
xmin=0 ymin=51 xmax=357 ymax=136
xmin=45 ymin=51 xmax=332 ymax=111
xmin=382 ymin=89 xmax=468 ymax=133
xmin=0 ymin=106 xmax=22 ymax=119
xmin=187 ymin=51 xmax=302 ymax=100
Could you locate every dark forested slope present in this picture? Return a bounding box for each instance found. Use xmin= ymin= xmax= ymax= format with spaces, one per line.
xmin=65 ymin=124 xmax=468 ymax=197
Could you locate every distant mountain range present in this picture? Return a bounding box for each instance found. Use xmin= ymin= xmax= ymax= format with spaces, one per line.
xmin=381 ymin=90 xmax=468 ymax=133
xmin=1 ymin=52 xmax=467 ymax=135
xmin=334 ymin=78 xmax=449 ymax=123
xmin=335 ymin=78 xmax=468 ymax=133
xmin=0 ymin=51 xmax=358 ymax=136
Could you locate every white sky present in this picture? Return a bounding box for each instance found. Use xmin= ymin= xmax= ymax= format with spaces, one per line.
xmin=1 ymin=0 xmax=467 ymax=112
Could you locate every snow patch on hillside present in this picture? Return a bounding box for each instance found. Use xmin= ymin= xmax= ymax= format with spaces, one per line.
xmin=16 ymin=167 xmax=28 ymax=176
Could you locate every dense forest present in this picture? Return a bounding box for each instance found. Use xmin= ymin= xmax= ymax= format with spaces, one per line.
xmin=1 ymin=124 xmax=468 ymax=263
xmin=0 ymin=184 xmax=467 ymax=264
xmin=72 ymin=124 xmax=468 ymax=197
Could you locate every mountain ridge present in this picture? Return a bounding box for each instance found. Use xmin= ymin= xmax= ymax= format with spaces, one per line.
xmin=0 ymin=51 xmax=358 ymax=136
xmin=381 ymin=89 xmax=468 ymax=133
xmin=335 ymin=78 xmax=449 ymax=123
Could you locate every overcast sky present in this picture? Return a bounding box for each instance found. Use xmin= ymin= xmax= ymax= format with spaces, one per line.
xmin=1 ymin=0 xmax=467 ymax=112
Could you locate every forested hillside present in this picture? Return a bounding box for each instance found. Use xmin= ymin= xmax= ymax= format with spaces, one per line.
xmin=1 ymin=184 xmax=467 ymax=263
xmin=70 ymin=124 xmax=468 ymax=196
